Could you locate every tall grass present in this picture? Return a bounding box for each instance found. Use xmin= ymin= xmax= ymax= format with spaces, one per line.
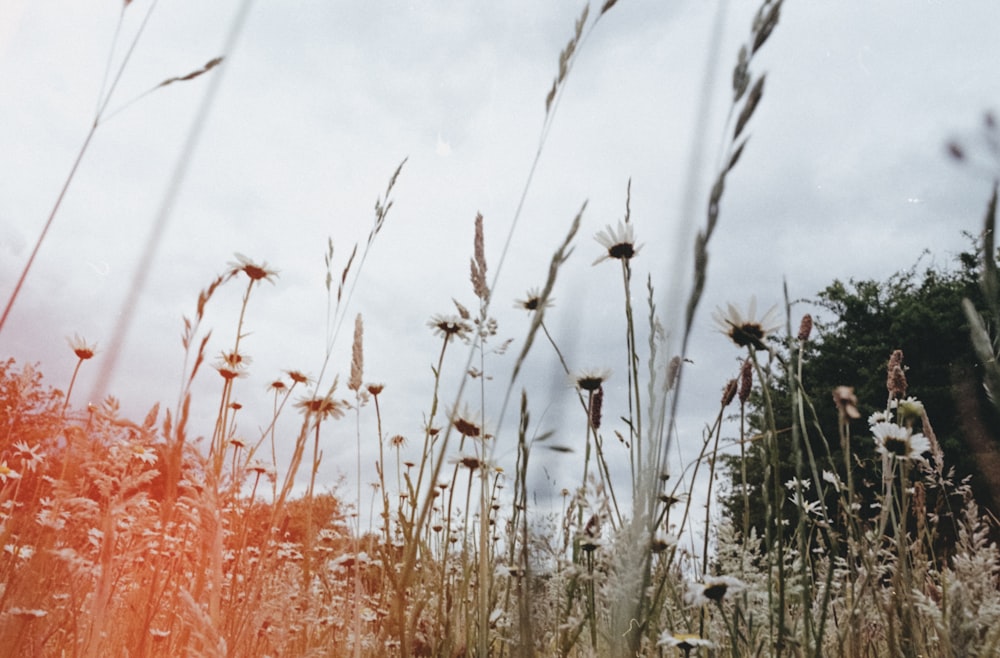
xmin=3 ymin=1 xmax=1000 ymax=657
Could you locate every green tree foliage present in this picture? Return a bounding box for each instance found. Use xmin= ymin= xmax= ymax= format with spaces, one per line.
xmin=723 ymin=244 xmax=1000 ymax=547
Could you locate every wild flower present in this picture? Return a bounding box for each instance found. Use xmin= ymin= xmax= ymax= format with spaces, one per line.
xmin=657 ymin=632 xmax=714 ymax=651
xmin=822 ymin=469 xmax=842 ymax=491
xmin=573 ymin=367 xmax=611 ymax=392
xmin=593 ymin=220 xmax=642 ymax=264
xmin=0 ymin=461 xmax=21 ymax=483
xmin=896 ymin=396 xmax=925 ymax=424
xmin=651 ymin=532 xmax=678 ymax=553
xmin=450 ymin=454 xmax=489 ymax=471
xmin=784 ymin=477 xmax=811 ymax=491
xmin=4 ymin=543 xmax=33 ymax=560
xmin=871 ymin=421 xmax=930 ymax=460
xmin=36 ymin=508 xmax=66 ymax=530
xmin=659 ymin=492 xmax=688 ymax=509
xmin=427 ymin=314 xmax=472 ymax=342
xmin=268 ymin=379 xmax=288 ymax=392
xmin=227 ymin=253 xmax=279 ymax=283
xmin=12 ymin=441 xmax=43 ymax=471
xmin=450 ymin=405 xmax=484 ymax=439
xmin=64 ymin=335 xmax=98 ymax=412
xmin=248 ymin=461 xmax=272 ymax=475
xmin=686 ymin=575 xmax=747 ymax=606
xmin=514 ymin=287 xmax=553 ymax=312
xmin=367 ymin=383 xmax=384 ymax=396
xmin=788 ymin=490 xmax=823 ymax=516
xmin=131 ymin=445 xmax=157 ymax=464
xmin=215 ymin=365 xmax=245 ymax=381
xmin=67 ymin=333 xmax=98 ymax=360
xmin=712 ymin=297 xmax=781 ymax=350
xmin=832 ymin=385 xmax=861 ymax=420
xmin=295 ymin=394 xmax=347 ymax=421
xmin=868 ymin=410 xmax=889 ymax=425
xmin=219 ymin=350 xmax=252 ymax=369
xmin=286 ymin=370 xmax=311 ymax=385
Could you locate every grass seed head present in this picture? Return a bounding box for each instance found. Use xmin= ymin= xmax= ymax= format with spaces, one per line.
xmin=349 ymin=313 xmax=364 ymax=392
xmin=722 ymin=378 xmax=738 ymax=407
xmin=590 ymin=386 xmax=604 ymax=429
xmin=887 ymin=349 xmax=908 ymax=399
xmin=798 ymin=313 xmax=813 ymax=341
xmin=738 ymin=359 xmax=754 ymax=404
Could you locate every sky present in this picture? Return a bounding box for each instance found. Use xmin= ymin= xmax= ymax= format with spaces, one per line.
xmin=2 ymin=0 xmax=1000 ymax=526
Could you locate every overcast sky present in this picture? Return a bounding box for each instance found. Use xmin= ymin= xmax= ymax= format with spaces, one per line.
xmin=2 ymin=0 xmax=1000 ymax=522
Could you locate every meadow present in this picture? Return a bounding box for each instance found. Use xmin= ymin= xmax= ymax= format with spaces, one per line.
xmin=3 ymin=1 xmax=1000 ymax=656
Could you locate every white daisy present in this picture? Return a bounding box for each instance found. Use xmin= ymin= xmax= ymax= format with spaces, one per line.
xmin=871 ymin=421 xmax=930 ymax=461
xmin=571 ymin=367 xmax=612 ymax=392
xmin=657 ymin=632 xmax=714 ymax=651
xmin=712 ymin=296 xmax=781 ymax=349
xmin=593 ymin=221 xmax=642 ymax=264
xmin=686 ymin=575 xmax=747 ymax=606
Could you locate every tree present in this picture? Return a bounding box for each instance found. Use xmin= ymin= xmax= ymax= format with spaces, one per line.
xmin=723 ymin=242 xmax=1000 ymax=548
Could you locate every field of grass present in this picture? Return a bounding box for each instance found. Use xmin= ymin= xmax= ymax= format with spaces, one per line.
xmin=3 ymin=1 xmax=1000 ymax=656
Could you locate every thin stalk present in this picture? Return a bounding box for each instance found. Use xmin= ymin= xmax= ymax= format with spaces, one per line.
xmin=88 ymin=0 xmax=258 ymax=403
xmin=410 ymin=337 xmax=450 ymax=530
xmin=750 ymin=348 xmax=786 ymax=657
xmin=700 ymin=417 xmax=725 ymax=579
xmin=62 ymin=358 xmax=85 ymax=417
xmin=353 ymin=394 xmax=363 ymax=658
xmin=739 ymin=401 xmax=750 ymax=564
xmin=619 ymin=259 xmax=644 ymax=506
xmin=302 ymin=419 xmax=322 ymax=592
xmin=373 ymin=391 xmax=391 ymax=547
xmin=1 ymin=0 xmax=161 ymax=336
